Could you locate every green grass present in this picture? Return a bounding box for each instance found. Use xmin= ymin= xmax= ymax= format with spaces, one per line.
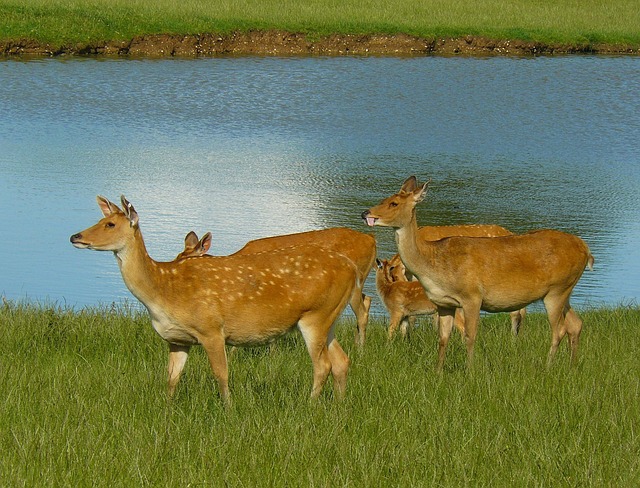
xmin=2 ymin=300 xmax=640 ymax=486
xmin=1 ymin=0 xmax=639 ymax=48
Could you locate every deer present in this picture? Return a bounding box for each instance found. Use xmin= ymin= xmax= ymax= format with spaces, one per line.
xmin=70 ymin=196 xmax=358 ymax=405
xmin=174 ymin=228 xmax=376 ymax=346
xmin=362 ymin=176 xmax=594 ymax=370
xmin=376 ymin=257 xmax=466 ymax=340
xmin=387 ymin=222 xmax=527 ymax=336
xmin=175 ymin=231 xmax=212 ymax=260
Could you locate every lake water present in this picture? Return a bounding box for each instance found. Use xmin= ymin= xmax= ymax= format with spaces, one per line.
xmin=1 ymin=55 xmax=639 ymax=316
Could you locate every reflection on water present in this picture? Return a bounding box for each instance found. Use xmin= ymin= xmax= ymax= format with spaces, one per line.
xmin=1 ymin=56 xmax=639 ymax=315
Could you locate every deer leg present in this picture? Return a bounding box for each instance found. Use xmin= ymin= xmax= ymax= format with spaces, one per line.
xmin=544 ymin=293 xmax=570 ymax=365
xmin=167 ymin=343 xmax=191 ymax=398
xmin=436 ymin=308 xmax=455 ymax=371
xmin=510 ymin=308 xmax=526 ymax=336
xmin=200 ymin=333 xmax=231 ymax=406
xmin=352 ymin=292 xmax=371 ymax=347
xmin=461 ymin=302 xmax=481 ymax=367
xmin=327 ymin=328 xmax=350 ymax=400
xmin=565 ymin=305 xmax=583 ymax=365
xmin=453 ymin=308 xmax=466 ymax=340
xmin=299 ymin=317 xmax=334 ymax=399
xmin=388 ymin=310 xmax=404 ymax=340
xmin=400 ymin=316 xmax=411 ymax=338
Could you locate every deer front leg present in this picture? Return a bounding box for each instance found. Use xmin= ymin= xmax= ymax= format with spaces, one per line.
xmin=200 ymin=333 xmax=231 ymax=406
xmin=167 ymin=343 xmax=191 ymax=398
xmin=436 ymin=308 xmax=455 ymax=371
xmin=461 ymin=301 xmax=482 ymax=368
xmin=388 ymin=310 xmax=404 ymax=340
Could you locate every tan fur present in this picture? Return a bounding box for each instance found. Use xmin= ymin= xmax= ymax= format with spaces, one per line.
xmin=71 ymin=196 xmax=357 ymax=404
xmin=363 ymin=176 xmax=593 ymax=370
xmin=375 ymin=258 xmax=466 ymax=339
xmin=179 ymin=227 xmax=376 ymax=346
xmin=176 ymin=228 xmax=376 ymax=346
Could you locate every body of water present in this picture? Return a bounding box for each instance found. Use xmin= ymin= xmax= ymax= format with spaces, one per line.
xmin=1 ymin=55 xmax=639 ymax=315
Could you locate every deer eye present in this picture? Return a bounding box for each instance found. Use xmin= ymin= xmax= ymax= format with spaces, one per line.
xmin=389 ymin=201 xmax=398 ymax=208
xmin=106 ymin=222 xmax=116 ymax=228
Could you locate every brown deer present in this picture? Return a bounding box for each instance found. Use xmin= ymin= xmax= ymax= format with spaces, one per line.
xmin=387 ymin=222 xmax=526 ymax=336
xmin=174 ymin=228 xmax=375 ymax=345
xmin=363 ymin=176 xmax=594 ymax=369
xmin=71 ymin=196 xmax=357 ymax=404
xmin=376 ymin=257 xmax=466 ymax=339
xmin=207 ymin=228 xmax=376 ymax=346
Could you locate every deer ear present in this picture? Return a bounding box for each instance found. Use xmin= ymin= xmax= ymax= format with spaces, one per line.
xmin=97 ymin=196 xmax=120 ymax=217
xmin=120 ymin=196 xmax=139 ymax=228
xmin=184 ymin=231 xmax=199 ymax=249
xmin=400 ymin=176 xmax=418 ymax=193
xmin=200 ymin=232 xmax=212 ymax=253
xmin=413 ymin=180 xmax=430 ymax=203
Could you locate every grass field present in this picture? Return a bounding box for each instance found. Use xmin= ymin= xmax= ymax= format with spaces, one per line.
xmin=1 ymin=0 xmax=640 ymax=48
xmin=2 ymin=300 xmax=639 ymax=486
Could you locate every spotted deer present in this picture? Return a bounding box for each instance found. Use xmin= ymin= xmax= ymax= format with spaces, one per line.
xmin=376 ymin=257 xmax=466 ymax=339
xmin=363 ymin=176 xmax=594 ymax=370
xmin=71 ymin=196 xmax=357 ymax=404
xmin=175 ymin=228 xmax=375 ymax=345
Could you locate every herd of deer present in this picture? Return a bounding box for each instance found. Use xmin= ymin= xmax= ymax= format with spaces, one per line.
xmin=70 ymin=176 xmax=594 ymax=405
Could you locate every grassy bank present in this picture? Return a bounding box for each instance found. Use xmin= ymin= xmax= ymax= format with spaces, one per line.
xmin=2 ymin=300 xmax=639 ymax=485
xmin=1 ymin=0 xmax=640 ymax=52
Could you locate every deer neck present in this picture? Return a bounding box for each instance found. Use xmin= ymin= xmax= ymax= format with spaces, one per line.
xmin=114 ymin=229 xmax=161 ymax=304
xmin=394 ymin=210 xmax=433 ymax=277
xmin=375 ymin=271 xmax=392 ymax=296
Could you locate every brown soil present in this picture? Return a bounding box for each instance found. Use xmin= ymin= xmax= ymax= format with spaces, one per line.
xmin=2 ymin=31 xmax=639 ymax=57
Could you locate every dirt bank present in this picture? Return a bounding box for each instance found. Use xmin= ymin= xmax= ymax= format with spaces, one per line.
xmin=3 ymin=31 xmax=639 ymax=57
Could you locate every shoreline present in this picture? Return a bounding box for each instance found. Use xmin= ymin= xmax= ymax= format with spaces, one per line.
xmin=3 ymin=31 xmax=640 ymax=58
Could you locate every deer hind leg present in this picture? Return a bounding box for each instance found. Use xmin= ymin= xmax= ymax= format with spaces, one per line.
xmin=351 ymin=291 xmax=371 ymax=347
xmin=453 ymin=308 xmax=466 ymax=340
xmin=399 ymin=316 xmax=413 ymax=338
xmin=299 ymin=316 xmax=334 ymax=399
xmin=510 ymin=308 xmax=527 ymax=336
xmin=200 ymin=333 xmax=231 ymax=406
xmin=565 ymin=305 xmax=583 ymax=365
xmin=388 ymin=310 xmax=404 ymax=340
xmin=167 ymin=343 xmax=191 ymax=398
xmin=327 ymin=328 xmax=350 ymax=400
xmin=461 ymin=301 xmax=482 ymax=367
xmin=544 ymin=292 xmax=572 ymax=365
xmin=436 ymin=308 xmax=456 ymax=371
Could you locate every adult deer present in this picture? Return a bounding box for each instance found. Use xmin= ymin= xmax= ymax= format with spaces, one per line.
xmin=376 ymin=257 xmax=465 ymax=339
xmin=174 ymin=228 xmax=375 ymax=345
xmin=71 ymin=196 xmax=357 ymax=404
xmin=387 ymin=222 xmax=526 ymax=336
xmin=363 ymin=176 xmax=594 ymax=369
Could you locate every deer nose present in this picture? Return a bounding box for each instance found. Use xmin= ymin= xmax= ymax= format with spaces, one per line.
xmin=361 ymin=210 xmax=370 ymax=220
xmin=70 ymin=233 xmax=82 ymax=243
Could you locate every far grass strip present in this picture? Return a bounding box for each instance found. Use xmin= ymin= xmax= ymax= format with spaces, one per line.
xmin=1 ymin=0 xmax=639 ymax=48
